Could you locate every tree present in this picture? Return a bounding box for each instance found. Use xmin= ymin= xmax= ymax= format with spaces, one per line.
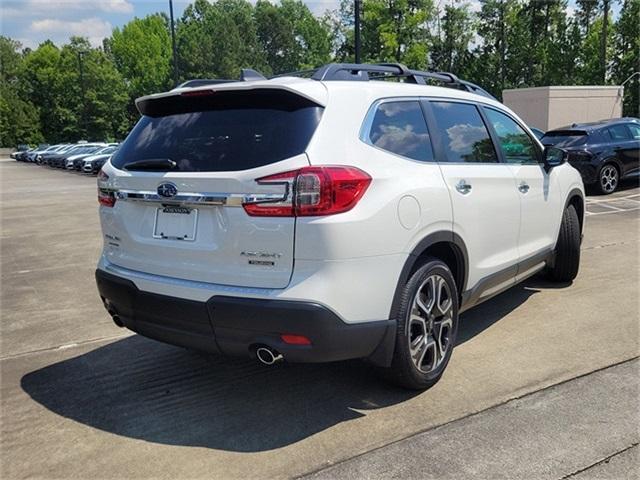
xmin=612 ymin=0 xmax=640 ymax=116
xmin=0 ymin=37 xmax=43 ymax=146
xmin=56 ymin=38 xmax=129 ymax=140
xmin=278 ymin=0 xmax=332 ymax=70
xmin=176 ymin=0 xmax=267 ymax=80
xmin=362 ymin=0 xmax=434 ymax=68
xmin=576 ymin=0 xmax=599 ymax=35
xmin=255 ymin=0 xmax=331 ymax=74
xmin=109 ymin=14 xmax=173 ymax=124
xmin=19 ymin=41 xmax=62 ymax=141
xmin=430 ymin=2 xmax=474 ymax=74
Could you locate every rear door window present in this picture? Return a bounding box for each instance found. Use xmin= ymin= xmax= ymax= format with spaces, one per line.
xmin=625 ymin=124 xmax=640 ymax=140
xmin=607 ymin=125 xmax=631 ymax=141
xmin=366 ymin=100 xmax=434 ymax=162
xmin=111 ymin=89 xmax=323 ymax=172
xmin=430 ymin=101 xmax=498 ymax=163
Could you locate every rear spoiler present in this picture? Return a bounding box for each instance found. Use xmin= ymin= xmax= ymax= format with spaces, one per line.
xmin=136 ymin=79 xmax=327 ymax=117
xmin=136 ymin=86 xmax=326 ymax=117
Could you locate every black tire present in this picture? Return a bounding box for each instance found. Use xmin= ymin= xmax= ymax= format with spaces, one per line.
xmin=381 ymin=258 xmax=459 ymax=390
xmin=597 ymin=163 xmax=619 ymax=195
xmin=548 ymin=204 xmax=581 ymax=282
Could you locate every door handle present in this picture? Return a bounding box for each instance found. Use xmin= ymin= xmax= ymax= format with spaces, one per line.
xmin=455 ymin=180 xmax=472 ymax=195
xmin=518 ymin=182 xmax=530 ymax=193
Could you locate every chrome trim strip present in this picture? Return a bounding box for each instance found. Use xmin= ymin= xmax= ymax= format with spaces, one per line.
xmin=114 ymin=190 xmax=286 ymax=206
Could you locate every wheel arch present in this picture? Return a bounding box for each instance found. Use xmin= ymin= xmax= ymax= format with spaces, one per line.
xmin=389 ymin=231 xmax=468 ymax=320
xmin=599 ymin=156 xmax=623 ymax=177
xmin=565 ymin=187 xmax=585 ymax=235
xmin=369 ymin=231 xmax=468 ymax=368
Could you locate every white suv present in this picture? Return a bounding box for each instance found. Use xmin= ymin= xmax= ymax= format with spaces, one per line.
xmin=95 ymin=64 xmax=584 ymax=389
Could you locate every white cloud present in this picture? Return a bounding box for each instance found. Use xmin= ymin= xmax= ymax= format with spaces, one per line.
xmin=24 ymin=0 xmax=133 ymax=14
xmin=30 ymin=17 xmax=113 ymax=47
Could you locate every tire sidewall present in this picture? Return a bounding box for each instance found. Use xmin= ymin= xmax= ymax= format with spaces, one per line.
xmin=394 ymin=260 xmax=459 ymax=388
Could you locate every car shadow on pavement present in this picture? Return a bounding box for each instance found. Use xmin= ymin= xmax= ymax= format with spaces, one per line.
xmin=21 ymin=335 xmax=419 ymax=452
xmin=456 ymin=277 xmax=546 ymax=345
xmin=21 ymin=277 xmax=548 ymax=453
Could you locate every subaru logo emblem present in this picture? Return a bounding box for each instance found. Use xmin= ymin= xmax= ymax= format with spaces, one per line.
xmin=157 ymin=182 xmax=178 ymax=198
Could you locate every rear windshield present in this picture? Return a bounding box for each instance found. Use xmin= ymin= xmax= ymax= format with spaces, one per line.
xmin=112 ymin=89 xmax=323 ymax=172
xmin=541 ymin=130 xmax=588 ymax=147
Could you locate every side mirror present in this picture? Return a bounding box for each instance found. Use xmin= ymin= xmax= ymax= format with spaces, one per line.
xmin=543 ymin=146 xmax=568 ymax=172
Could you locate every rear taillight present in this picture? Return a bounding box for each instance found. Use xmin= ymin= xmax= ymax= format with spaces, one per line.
xmin=243 ymin=166 xmax=371 ymax=217
xmin=97 ymin=170 xmax=116 ymax=207
xmin=98 ymin=189 xmax=116 ymax=207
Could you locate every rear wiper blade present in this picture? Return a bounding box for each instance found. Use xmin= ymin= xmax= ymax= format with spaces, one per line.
xmin=123 ymin=158 xmax=176 ymax=171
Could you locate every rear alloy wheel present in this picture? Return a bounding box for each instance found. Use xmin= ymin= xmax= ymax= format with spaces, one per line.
xmin=598 ymin=164 xmax=619 ymax=194
xmin=383 ymin=258 xmax=458 ymax=390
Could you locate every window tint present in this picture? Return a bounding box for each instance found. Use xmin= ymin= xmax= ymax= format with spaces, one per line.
xmin=430 ymin=102 xmax=498 ymax=163
xmin=367 ymin=101 xmax=433 ymax=161
xmin=626 ymin=124 xmax=640 ymax=140
xmin=607 ymin=125 xmax=630 ymax=141
xmin=485 ymin=108 xmax=538 ymax=164
xmin=112 ymin=90 xmax=323 ymax=172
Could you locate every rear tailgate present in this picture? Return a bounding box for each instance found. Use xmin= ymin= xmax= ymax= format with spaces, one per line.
xmin=99 ymin=88 xmax=324 ymax=289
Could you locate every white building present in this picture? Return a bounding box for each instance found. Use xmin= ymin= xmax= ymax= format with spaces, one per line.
xmin=502 ymin=85 xmax=623 ymax=131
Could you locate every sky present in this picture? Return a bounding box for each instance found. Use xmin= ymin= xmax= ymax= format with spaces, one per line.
xmin=0 ymin=0 xmax=621 ymax=50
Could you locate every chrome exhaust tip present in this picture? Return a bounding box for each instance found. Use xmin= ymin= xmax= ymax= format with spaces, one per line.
xmin=256 ymin=347 xmax=284 ymax=366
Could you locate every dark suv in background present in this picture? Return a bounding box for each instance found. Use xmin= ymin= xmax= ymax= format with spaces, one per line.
xmin=542 ymin=118 xmax=640 ymax=194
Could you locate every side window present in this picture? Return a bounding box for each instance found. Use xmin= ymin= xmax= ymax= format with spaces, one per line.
xmin=626 ymin=124 xmax=640 ymax=140
xmin=430 ymin=101 xmax=498 ymax=163
xmin=607 ymin=125 xmax=631 ymax=141
xmin=484 ymin=108 xmax=539 ymax=164
xmin=367 ymin=101 xmax=434 ymax=162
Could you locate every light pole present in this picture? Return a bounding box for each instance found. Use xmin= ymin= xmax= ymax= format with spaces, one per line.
xmin=354 ymin=0 xmax=361 ymax=63
xmin=169 ymin=0 xmax=179 ymax=86
xmin=77 ymin=50 xmax=87 ymax=139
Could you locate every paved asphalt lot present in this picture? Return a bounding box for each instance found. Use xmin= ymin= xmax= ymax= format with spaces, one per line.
xmin=1 ymin=157 xmax=638 ymax=479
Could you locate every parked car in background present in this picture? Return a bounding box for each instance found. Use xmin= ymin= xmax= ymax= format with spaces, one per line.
xmin=10 ymin=144 xmax=30 ymax=159
xmin=29 ymin=144 xmax=65 ymax=162
xmin=542 ymin=117 xmax=640 ymax=194
xmin=73 ymin=145 xmax=118 ymax=170
xmin=44 ymin=143 xmax=104 ymax=168
xmin=65 ymin=145 xmax=110 ymax=169
xmin=79 ymin=146 xmax=118 ymax=172
xmin=37 ymin=144 xmax=76 ymax=164
xmin=14 ymin=147 xmax=35 ymax=161
xmin=83 ymin=152 xmax=113 ymax=174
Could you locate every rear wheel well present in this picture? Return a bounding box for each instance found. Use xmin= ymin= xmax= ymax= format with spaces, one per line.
xmin=412 ymin=242 xmax=465 ymax=297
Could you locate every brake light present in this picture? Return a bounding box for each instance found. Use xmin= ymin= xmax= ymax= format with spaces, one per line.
xmin=98 ymin=189 xmax=116 ymax=207
xmin=243 ymin=166 xmax=371 ymax=217
xmin=180 ymin=90 xmax=215 ymax=97
xmin=280 ymin=334 xmax=312 ymax=345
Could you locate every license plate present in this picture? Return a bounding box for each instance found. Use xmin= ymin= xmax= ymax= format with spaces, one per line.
xmin=153 ymin=206 xmax=198 ymax=241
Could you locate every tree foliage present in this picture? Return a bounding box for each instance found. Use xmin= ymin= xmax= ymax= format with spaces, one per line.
xmin=109 ymin=14 xmax=173 ymax=122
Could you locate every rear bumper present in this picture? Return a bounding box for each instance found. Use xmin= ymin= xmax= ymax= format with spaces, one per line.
xmin=95 ymin=269 xmax=394 ymax=364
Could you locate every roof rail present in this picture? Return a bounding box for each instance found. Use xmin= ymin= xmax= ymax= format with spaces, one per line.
xmin=177 ymin=68 xmax=266 ymax=89
xmin=308 ymin=62 xmax=495 ymax=100
xmin=176 ymin=63 xmax=495 ymax=100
